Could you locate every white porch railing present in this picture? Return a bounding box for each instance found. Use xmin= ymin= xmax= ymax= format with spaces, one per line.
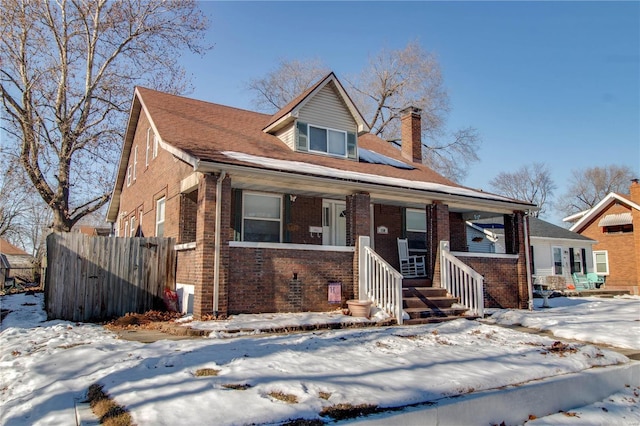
xmin=440 ymin=241 xmax=484 ymax=317
xmin=358 ymin=236 xmax=404 ymax=324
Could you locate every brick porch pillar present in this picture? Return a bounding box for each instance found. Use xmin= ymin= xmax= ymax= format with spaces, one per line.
xmin=428 ymin=202 xmax=450 ymax=287
xmin=505 ymin=212 xmax=530 ymax=309
xmin=193 ymin=173 xmax=231 ymax=320
xmin=346 ymin=192 xmax=370 ymax=299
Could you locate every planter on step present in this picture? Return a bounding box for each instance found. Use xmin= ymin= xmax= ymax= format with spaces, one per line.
xmin=347 ymin=300 xmax=372 ymax=318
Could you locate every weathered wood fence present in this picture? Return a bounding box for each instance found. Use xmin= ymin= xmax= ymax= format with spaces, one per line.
xmin=45 ymin=233 xmax=176 ymax=321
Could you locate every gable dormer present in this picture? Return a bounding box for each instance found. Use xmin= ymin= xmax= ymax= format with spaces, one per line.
xmin=263 ymin=73 xmax=369 ymax=160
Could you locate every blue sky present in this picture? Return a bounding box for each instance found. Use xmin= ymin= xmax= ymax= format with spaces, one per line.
xmin=181 ymin=1 xmax=639 ymax=224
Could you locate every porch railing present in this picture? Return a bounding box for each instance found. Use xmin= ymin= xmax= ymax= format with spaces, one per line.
xmin=358 ymin=236 xmax=404 ymax=324
xmin=440 ymin=240 xmax=484 ymax=317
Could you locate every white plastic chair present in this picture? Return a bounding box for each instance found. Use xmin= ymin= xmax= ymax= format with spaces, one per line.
xmin=397 ymin=238 xmax=426 ymax=277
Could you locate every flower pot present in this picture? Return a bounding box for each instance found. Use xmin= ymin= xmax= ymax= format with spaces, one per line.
xmin=347 ymin=300 xmax=372 ymax=318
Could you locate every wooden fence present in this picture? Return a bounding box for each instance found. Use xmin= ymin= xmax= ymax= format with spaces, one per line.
xmin=45 ymin=232 xmax=176 ymax=321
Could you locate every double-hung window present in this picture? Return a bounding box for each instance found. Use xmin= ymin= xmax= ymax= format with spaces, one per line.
xmin=133 ymin=146 xmax=138 ymax=181
xmin=309 ymin=125 xmax=347 ymax=157
xmin=406 ymin=209 xmax=427 ymax=253
xmin=552 ymin=247 xmax=563 ymax=275
xmin=242 ymin=192 xmax=281 ymax=242
xmin=146 ymin=128 xmax=152 ymax=167
xmin=129 ymin=216 xmax=136 ymax=237
xmin=593 ymin=250 xmax=609 ymax=275
xmin=156 ymin=197 xmax=165 ymax=237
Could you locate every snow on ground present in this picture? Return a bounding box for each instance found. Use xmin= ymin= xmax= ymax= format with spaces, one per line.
xmin=0 ymin=292 xmax=637 ymax=426
xmin=488 ymin=296 xmax=640 ymax=350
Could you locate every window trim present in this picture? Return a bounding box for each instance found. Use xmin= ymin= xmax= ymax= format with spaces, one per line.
xmin=133 ymin=145 xmax=138 ymax=181
xmin=241 ymin=191 xmax=282 ymax=243
xmin=593 ymin=250 xmax=609 ymax=275
xmin=552 ymin=246 xmax=563 ymax=275
xmin=308 ymin=124 xmax=348 ymax=158
xmin=153 ymin=133 xmax=159 ymax=159
xmin=139 ymin=210 xmax=143 ymax=237
xmin=129 ymin=216 xmax=136 ymax=237
xmin=156 ymin=197 xmax=166 ymax=237
xmin=145 ymin=128 xmax=152 ymax=167
xmin=126 ymin=165 xmax=132 ymax=187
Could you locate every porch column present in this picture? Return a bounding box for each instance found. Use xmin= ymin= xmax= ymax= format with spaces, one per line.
xmin=193 ymin=173 xmax=231 ymax=320
xmin=346 ymin=192 xmax=370 ymax=299
xmin=505 ymin=212 xmax=530 ymax=309
xmin=428 ymin=202 xmax=450 ymax=287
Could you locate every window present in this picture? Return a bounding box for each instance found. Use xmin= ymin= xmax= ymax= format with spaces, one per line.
xmin=242 ymin=192 xmax=281 ymax=242
xmin=406 ymin=209 xmax=427 ymax=252
xmin=139 ymin=210 xmax=143 ymax=237
xmin=126 ymin=165 xmax=132 ymax=187
xmin=593 ymin=251 xmax=609 ymax=275
xmin=129 ymin=216 xmax=136 ymax=237
xmin=153 ymin=133 xmax=159 ymax=159
xmin=604 ymin=224 xmax=633 ymax=234
xmin=156 ymin=197 xmax=165 ymax=237
xmin=133 ymin=146 xmax=138 ymax=181
xmin=145 ymin=128 xmax=152 ymax=167
xmin=124 ymin=220 xmax=129 ymax=238
xmin=552 ymin=247 xmax=563 ymax=275
xmin=309 ymin=125 xmax=346 ymax=156
xmin=296 ymin=121 xmax=357 ymax=159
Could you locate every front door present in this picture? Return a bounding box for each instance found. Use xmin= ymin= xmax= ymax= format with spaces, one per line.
xmin=322 ymin=200 xmax=346 ymax=246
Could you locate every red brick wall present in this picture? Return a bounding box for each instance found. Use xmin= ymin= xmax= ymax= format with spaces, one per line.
xmin=580 ymin=202 xmax=637 ymax=289
xmin=373 ymin=204 xmax=403 ymax=270
xmin=457 ymin=255 xmax=521 ymax=308
xmin=227 ymin=247 xmax=355 ymax=313
xmin=288 ymin=196 xmax=323 ymax=244
xmin=176 ymin=249 xmax=197 ymax=284
xmin=116 ymin=112 xmax=193 ymax=239
xmin=449 ymin=212 xmax=467 ymax=252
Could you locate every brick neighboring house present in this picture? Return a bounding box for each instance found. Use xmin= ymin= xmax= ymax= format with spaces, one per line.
xmin=564 ymin=180 xmax=640 ymax=295
xmin=106 ymin=72 xmax=536 ymax=321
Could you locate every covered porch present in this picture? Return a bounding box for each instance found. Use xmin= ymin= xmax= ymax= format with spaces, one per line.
xmin=178 ymin=170 xmax=532 ymax=322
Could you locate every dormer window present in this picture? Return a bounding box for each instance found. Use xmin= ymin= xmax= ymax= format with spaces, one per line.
xmin=296 ymin=121 xmax=357 ymax=159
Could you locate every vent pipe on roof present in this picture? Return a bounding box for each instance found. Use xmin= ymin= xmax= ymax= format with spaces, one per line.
xmin=400 ymin=106 xmax=423 ymax=163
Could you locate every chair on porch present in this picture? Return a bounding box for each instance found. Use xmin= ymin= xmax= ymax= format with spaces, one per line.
xmin=397 ymin=238 xmax=426 ymax=278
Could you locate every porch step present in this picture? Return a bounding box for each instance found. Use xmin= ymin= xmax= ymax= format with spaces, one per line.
xmin=404 ymin=307 xmax=469 ymax=319
xmin=404 ymin=315 xmax=475 ymax=325
xmin=402 ymin=278 xmax=432 ymax=288
xmin=403 ymin=296 xmax=459 ymax=309
xmin=402 ymin=287 xmax=448 ymax=298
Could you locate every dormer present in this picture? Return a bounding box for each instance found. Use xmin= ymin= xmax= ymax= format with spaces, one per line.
xmin=263 ymin=73 xmax=369 ymax=160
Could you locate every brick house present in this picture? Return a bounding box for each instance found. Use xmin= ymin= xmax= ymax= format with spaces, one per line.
xmin=564 ymin=180 xmax=640 ymax=295
xmin=106 ymin=73 xmax=536 ymax=321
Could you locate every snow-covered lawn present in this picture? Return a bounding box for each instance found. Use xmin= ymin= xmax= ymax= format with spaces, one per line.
xmin=1 ymin=292 xmax=638 ymax=425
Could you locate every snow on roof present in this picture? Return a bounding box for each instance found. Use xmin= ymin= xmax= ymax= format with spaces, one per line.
xmin=222 ymin=151 xmax=528 ymax=205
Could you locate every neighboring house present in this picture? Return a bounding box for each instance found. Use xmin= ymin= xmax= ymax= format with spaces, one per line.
xmin=106 ymin=72 xmax=536 ymax=320
xmin=471 ymin=217 xmax=597 ymax=289
xmin=75 ymin=225 xmax=112 ymax=237
xmin=0 ymin=238 xmax=36 ymax=286
xmin=563 ymin=180 xmax=640 ymax=295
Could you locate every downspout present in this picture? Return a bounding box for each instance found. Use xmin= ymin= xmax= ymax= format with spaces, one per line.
xmin=213 ymin=171 xmax=226 ymax=317
xmin=523 ymin=213 xmax=534 ymax=310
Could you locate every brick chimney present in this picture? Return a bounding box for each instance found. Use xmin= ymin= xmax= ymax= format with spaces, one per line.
xmin=631 ymin=178 xmax=640 ymax=203
xmin=400 ymin=106 xmax=423 ymax=163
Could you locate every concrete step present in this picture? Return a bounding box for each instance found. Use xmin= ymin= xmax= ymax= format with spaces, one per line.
xmin=404 ymin=307 xmax=468 ymax=319
xmin=402 ymin=287 xmax=448 ymax=298
xmin=402 ymin=278 xmax=432 ymax=288
xmin=403 ymin=315 xmax=470 ymax=325
xmin=403 ymin=296 xmax=459 ymax=309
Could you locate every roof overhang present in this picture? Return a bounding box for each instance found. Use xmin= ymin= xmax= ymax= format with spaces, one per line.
xmin=569 ymin=193 xmax=640 ymax=232
xmin=194 ymin=154 xmax=537 ymax=214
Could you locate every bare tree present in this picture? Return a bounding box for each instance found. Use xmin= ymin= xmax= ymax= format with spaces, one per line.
xmin=1 ymin=0 xmax=210 ymax=231
xmin=558 ymin=165 xmax=636 ymax=216
xmin=489 ymin=163 xmax=556 ymax=217
xmin=0 ymin=164 xmax=29 ymax=239
xmin=246 ymin=42 xmax=481 ymax=182
xmin=247 ymin=59 xmax=330 ymax=113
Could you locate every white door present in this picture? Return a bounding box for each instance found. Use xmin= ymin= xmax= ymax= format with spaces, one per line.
xmin=322 ymin=200 xmax=346 ymax=246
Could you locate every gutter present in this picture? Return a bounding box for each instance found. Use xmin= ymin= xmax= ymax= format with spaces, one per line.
xmin=213 ymin=171 xmax=226 ymax=317
xmin=523 ymin=214 xmax=534 ymax=311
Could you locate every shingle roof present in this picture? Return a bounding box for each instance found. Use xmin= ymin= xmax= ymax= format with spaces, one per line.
xmin=0 ymin=238 xmax=29 ymax=256
xmin=528 ymin=217 xmax=595 ymax=241
xmin=137 ymin=86 xmax=463 ymax=188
